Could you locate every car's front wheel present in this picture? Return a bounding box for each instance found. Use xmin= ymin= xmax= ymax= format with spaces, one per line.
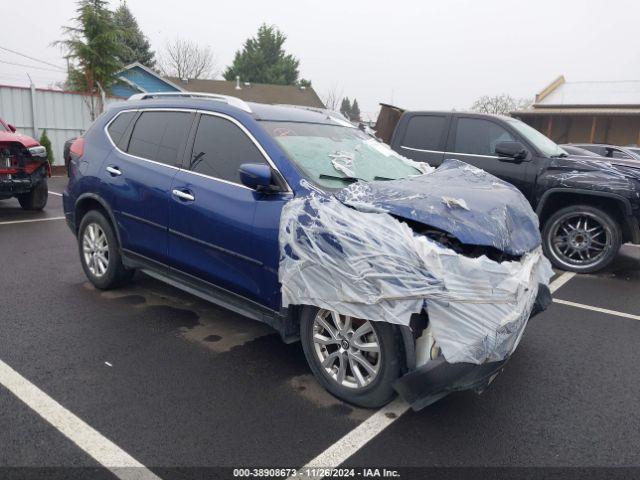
xmin=542 ymin=204 xmax=622 ymax=273
xmin=299 ymin=306 xmax=403 ymax=408
xmin=78 ymin=210 xmax=133 ymax=289
xmin=17 ymin=178 xmax=48 ymax=211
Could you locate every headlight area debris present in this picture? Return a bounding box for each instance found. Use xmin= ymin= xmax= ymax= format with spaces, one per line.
xmin=279 ymin=184 xmax=553 ymax=366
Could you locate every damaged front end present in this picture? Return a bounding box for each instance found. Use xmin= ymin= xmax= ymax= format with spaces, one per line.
xmin=279 ymin=160 xmax=553 ymax=410
xmin=0 ymin=142 xmax=49 ymax=197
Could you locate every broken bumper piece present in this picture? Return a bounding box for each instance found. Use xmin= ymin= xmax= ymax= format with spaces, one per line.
xmin=394 ymin=284 xmax=552 ymax=411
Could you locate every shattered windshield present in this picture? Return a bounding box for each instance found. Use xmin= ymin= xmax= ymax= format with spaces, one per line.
xmin=261 ymin=121 xmax=424 ymax=189
xmin=505 ymin=118 xmax=567 ymax=158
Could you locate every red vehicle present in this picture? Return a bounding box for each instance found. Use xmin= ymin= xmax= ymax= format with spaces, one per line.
xmin=0 ymin=118 xmax=50 ymax=210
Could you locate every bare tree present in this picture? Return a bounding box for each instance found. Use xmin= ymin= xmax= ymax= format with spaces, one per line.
xmin=322 ymin=85 xmax=343 ymax=111
xmin=158 ymin=37 xmax=218 ymax=80
xmin=471 ymin=94 xmax=533 ymax=116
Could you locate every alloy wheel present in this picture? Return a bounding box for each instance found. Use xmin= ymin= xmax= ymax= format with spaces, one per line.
xmin=548 ymin=212 xmax=610 ymax=268
xmin=312 ymin=309 xmax=381 ymax=389
xmin=82 ymin=223 xmax=110 ymax=278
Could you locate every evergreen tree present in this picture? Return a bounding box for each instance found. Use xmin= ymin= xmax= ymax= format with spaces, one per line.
xmin=39 ymin=130 xmax=54 ymax=165
xmin=56 ymin=0 xmax=123 ymax=118
xmin=350 ymin=99 xmax=361 ymax=122
xmin=340 ymin=97 xmax=352 ymax=118
xmin=223 ymin=24 xmax=300 ymax=85
xmin=113 ymin=1 xmax=155 ymax=68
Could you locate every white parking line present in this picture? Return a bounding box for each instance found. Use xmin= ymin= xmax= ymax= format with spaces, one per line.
xmin=293 ymin=398 xmax=410 ymax=478
xmin=0 ymin=216 xmax=65 ymax=225
xmin=549 ymin=272 xmax=576 ymax=293
xmin=49 ymin=191 xmax=63 ymax=197
xmin=553 ymin=299 xmax=640 ymax=321
xmin=0 ymin=359 xmax=161 ymax=480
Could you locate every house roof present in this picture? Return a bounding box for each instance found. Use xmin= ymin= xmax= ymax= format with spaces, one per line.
xmin=166 ymin=77 xmax=325 ymax=108
xmin=513 ymin=107 xmax=640 ymax=117
xmin=534 ymin=76 xmax=640 ymax=108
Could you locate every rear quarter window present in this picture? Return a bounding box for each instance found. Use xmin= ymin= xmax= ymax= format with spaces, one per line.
xmin=107 ymin=111 xmax=136 ymax=150
xmin=402 ymin=115 xmax=447 ymax=151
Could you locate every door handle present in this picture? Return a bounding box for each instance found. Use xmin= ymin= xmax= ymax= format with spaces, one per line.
xmin=106 ymin=166 xmax=122 ymax=176
xmin=172 ymin=189 xmax=195 ymax=202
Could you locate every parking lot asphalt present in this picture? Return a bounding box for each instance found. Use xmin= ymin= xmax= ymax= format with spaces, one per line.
xmin=1 ymin=176 xmax=640 ymax=479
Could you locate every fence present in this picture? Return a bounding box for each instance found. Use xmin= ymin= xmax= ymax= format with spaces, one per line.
xmin=0 ymin=84 xmax=122 ymax=166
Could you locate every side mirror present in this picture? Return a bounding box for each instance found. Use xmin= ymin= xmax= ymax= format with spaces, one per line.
xmin=495 ymin=141 xmax=528 ymax=161
xmin=239 ymin=163 xmax=277 ymax=191
xmin=7 ymin=124 xmax=16 ymax=133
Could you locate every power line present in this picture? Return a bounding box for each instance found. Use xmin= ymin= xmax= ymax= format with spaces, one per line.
xmin=0 ymin=59 xmax=67 ymax=74
xmin=0 ymin=45 xmax=65 ymax=71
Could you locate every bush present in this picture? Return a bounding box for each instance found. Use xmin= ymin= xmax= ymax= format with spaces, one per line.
xmin=39 ymin=129 xmax=54 ymax=165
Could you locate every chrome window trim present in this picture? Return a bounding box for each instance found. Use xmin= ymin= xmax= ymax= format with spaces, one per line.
xmin=104 ymin=108 xmax=293 ymax=194
xmin=400 ymin=146 xmax=445 ymax=154
xmin=444 ymin=151 xmax=500 ymax=159
xmin=400 ymin=145 xmax=501 ymax=159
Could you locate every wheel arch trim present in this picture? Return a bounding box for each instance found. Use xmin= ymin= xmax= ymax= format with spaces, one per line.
xmin=74 ymin=193 xmax=122 ymax=246
xmin=536 ymin=188 xmax=633 ymax=217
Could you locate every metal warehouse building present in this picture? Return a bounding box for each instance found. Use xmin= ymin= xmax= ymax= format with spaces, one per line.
xmin=512 ymin=76 xmax=640 ymax=146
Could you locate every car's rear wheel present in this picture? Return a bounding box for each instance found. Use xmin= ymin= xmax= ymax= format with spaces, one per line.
xmin=542 ymin=205 xmax=621 ymax=273
xmin=78 ymin=210 xmax=133 ymax=289
xmin=300 ymin=306 xmax=402 ymax=408
xmin=17 ymin=178 xmax=48 ymax=211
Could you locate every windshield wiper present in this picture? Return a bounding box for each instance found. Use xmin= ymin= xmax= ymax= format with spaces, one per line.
xmin=319 ymin=174 xmax=397 ymax=183
xmin=551 ymin=152 xmax=568 ymax=158
xmin=319 ymin=174 xmax=363 ymax=183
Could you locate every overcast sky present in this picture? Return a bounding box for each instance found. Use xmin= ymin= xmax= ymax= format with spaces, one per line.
xmin=2 ymin=0 xmax=639 ymax=120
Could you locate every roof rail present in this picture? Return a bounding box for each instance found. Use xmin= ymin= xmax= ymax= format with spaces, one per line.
xmin=127 ymin=92 xmax=252 ymax=113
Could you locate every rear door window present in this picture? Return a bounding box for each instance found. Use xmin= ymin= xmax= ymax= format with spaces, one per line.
xmin=188 ymin=114 xmax=266 ymax=184
xmin=452 ymin=118 xmax=515 ymax=156
xmin=127 ymin=111 xmax=193 ymax=166
xmin=402 ymin=115 xmax=448 ymax=151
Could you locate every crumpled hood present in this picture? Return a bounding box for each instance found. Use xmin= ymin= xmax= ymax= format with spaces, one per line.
xmin=0 ymin=131 xmax=39 ymax=148
xmin=334 ymin=159 xmax=541 ymax=256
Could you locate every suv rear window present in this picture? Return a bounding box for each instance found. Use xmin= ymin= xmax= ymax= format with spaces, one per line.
xmin=107 ymin=111 xmax=136 ymax=150
xmin=402 ymin=115 xmax=447 ymax=151
xmin=127 ymin=111 xmax=192 ymax=166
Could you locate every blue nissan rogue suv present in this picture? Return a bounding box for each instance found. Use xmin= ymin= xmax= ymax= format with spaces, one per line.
xmin=64 ymin=92 xmax=552 ymax=410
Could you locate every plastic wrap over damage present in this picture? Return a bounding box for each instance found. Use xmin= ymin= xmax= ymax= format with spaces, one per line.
xmin=336 ymin=159 xmax=542 ymax=256
xmin=543 ymin=156 xmax=640 ymax=200
xmin=279 ymin=162 xmax=553 ymax=365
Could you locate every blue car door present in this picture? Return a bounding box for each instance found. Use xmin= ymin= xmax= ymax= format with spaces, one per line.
xmin=168 ymin=112 xmax=288 ymax=308
xmin=102 ymin=109 xmax=194 ymax=266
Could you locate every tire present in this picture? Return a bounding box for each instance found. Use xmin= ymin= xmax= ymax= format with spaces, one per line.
xmin=542 ymin=204 xmax=622 ymax=273
xmin=299 ymin=306 xmax=403 ymax=408
xmin=78 ymin=210 xmax=133 ymax=289
xmin=17 ymin=178 xmax=48 ymax=211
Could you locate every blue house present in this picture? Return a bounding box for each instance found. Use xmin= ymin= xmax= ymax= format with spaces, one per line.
xmin=110 ymin=62 xmax=184 ymax=98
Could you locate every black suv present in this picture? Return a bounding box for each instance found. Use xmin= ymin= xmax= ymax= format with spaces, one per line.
xmin=386 ymin=111 xmax=640 ymax=273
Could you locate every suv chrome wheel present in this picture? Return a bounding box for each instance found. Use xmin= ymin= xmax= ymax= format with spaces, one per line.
xmin=312 ymin=309 xmax=381 ymax=389
xmin=82 ymin=223 xmax=109 ymax=277
xmin=548 ymin=212 xmax=610 ymax=268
